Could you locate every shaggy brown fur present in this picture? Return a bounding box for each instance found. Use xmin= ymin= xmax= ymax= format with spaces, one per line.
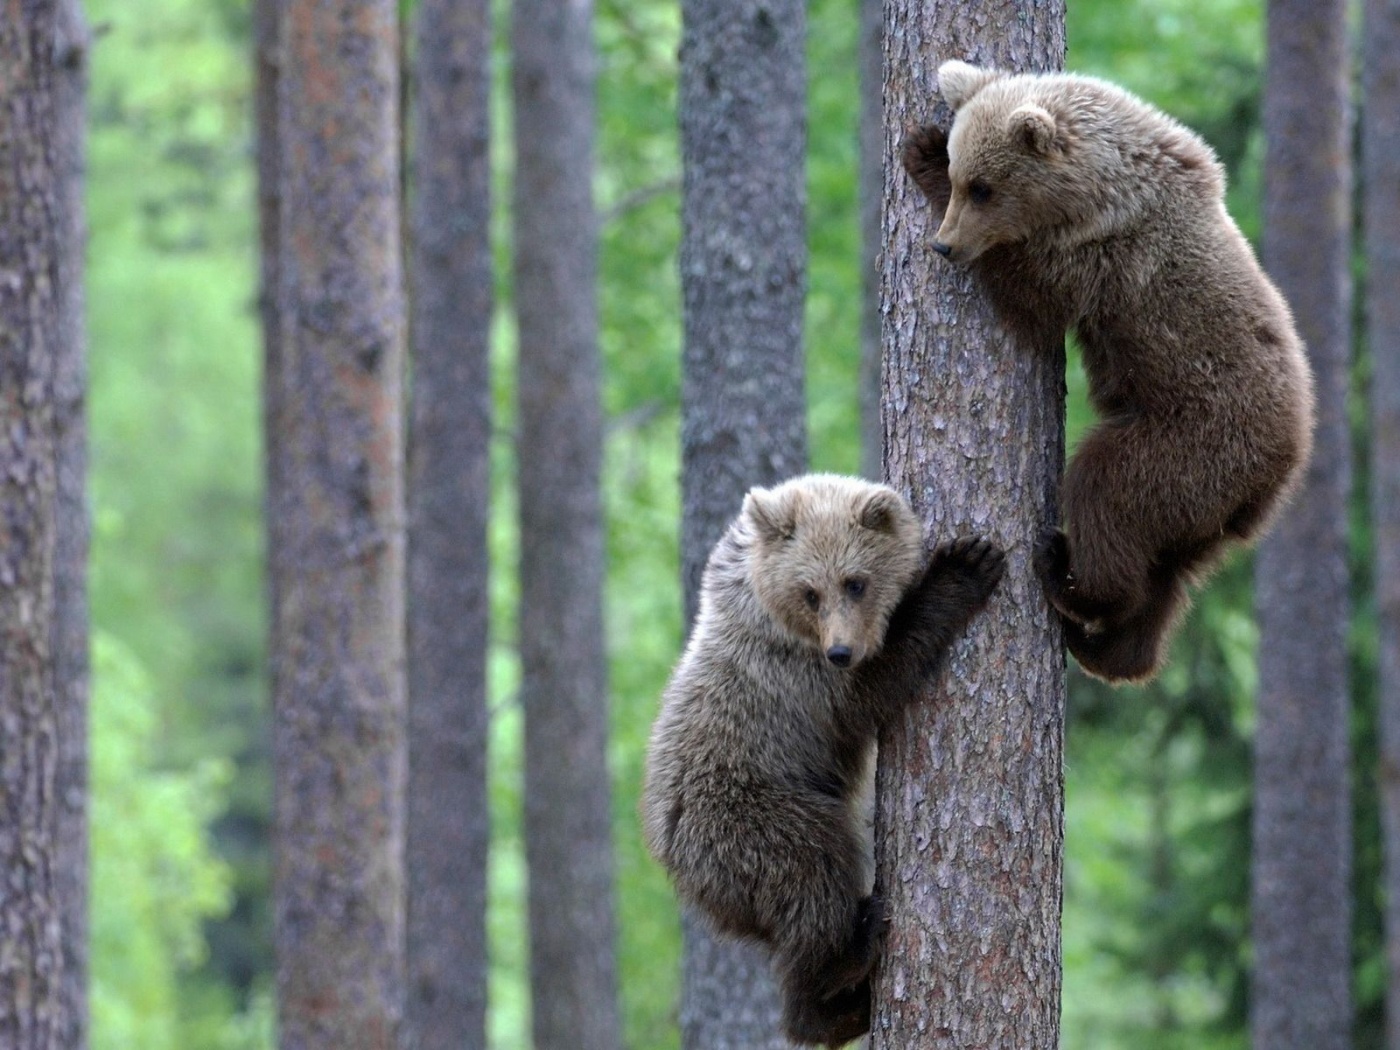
xmin=901 ymin=61 xmax=1314 ymax=683
xmin=641 ymin=474 xmax=1005 ymax=1047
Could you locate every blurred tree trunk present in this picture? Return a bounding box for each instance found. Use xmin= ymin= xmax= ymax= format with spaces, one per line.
xmin=677 ymin=0 xmax=807 ymax=1044
xmin=1251 ymin=0 xmax=1352 ymax=1047
xmin=404 ymin=0 xmax=492 ymax=1046
xmin=52 ymin=2 xmax=91 ymax=1047
xmin=0 ymin=0 xmax=65 ymax=1044
xmin=263 ymin=0 xmax=407 ymax=1045
xmin=1366 ymin=0 xmax=1400 ymax=1045
xmin=872 ymin=4 xmax=1066 ymax=1047
xmin=511 ymin=0 xmax=622 ymax=1045
xmin=858 ymin=0 xmax=882 ymax=481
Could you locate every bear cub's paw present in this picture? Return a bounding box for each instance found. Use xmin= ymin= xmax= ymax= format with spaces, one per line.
xmin=1033 ymin=527 xmax=1092 ymax=627
xmin=901 ymin=124 xmax=953 ymax=212
xmin=927 ymin=535 xmax=1006 ymax=610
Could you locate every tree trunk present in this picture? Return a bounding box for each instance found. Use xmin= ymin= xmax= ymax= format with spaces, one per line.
xmin=0 ymin=0 xmax=64 ymax=1045
xmin=872 ymin=5 xmax=1066 ymax=1048
xmin=676 ymin=0 xmax=808 ymax=1043
xmin=1369 ymin=0 xmax=1400 ymax=1045
xmin=265 ymin=0 xmax=407 ymax=1045
xmin=858 ymin=0 xmax=882 ymax=482
xmin=512 ymin=0 xmax=622 ymax=1046
xmin=1251 ymin=0 xmax=1352 ymax=1046
xmin=52 ymin=2 xmax=91 ymax=1047
xmin=404 ymin=0 xmax=492 ymax=1046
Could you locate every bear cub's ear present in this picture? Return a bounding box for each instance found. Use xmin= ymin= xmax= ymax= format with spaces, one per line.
xmin=744 ymin=485 xmax=803 ymax=544
xmin=857 ymin=488 xmax=904 ymax=534
xmin=937 ymin=59 xmax=1004 ymax=111
xmin=1009 ymin=103 xmax=1057 ymax=154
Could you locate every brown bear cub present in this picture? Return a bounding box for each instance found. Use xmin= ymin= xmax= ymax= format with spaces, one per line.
xmin=641 ymin=474 xmax=1004 ymax=1047
xmin=901 ymin=60 xmax=1314 ymax=683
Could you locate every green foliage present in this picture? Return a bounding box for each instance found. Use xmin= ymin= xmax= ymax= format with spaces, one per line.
xmin=89 ymin=632 xmax=240 ymax=1049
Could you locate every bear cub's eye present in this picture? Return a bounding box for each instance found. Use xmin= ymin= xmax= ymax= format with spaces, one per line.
xmin=844 ymin=578 xmax=867 ymax=600
xmin=968 ymin=179 xmax=994 ymax=205
xmin=804 ymin=588 xmax=820 ymax=610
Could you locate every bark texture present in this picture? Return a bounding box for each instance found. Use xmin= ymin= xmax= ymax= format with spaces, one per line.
xmin=1251 ymin=1 xmax=1352 ymax=1046
xmin=0 ymin=0 xmax=64 ymax=1044
xmin=872 ymin=4 xmax=1066 ymax=1048
xmin=1370 ymin=0 xmax=1400 ymax=1045
xmin=405 ymin=0 xmax=492 ymax=1045
xmin=858 ymin=0 xmax=883 ymax=481
xmin=265 ymin=0 xmax=407 ymax=1046
xmin=512 ymin=0 xmax=622 ymax=1045
xmin=52 ymin=2 xmax=90 ymax=1047
xmin=677 ymin=0 xmax=808 ymax=1043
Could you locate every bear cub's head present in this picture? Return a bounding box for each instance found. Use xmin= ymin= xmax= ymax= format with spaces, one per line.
xmin=923 ymin=59 xmax=1075 ymax=263
xmin=741 ymin=475 xmax=924 ymax=670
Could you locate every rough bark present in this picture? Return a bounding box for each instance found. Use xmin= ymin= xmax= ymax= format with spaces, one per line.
xmin=511 ymin=0 xmax=622 ymax=1045
xmin=404 ymin=0 xmax=492 ymax=1044
xmin=872 ymin=4 xmax=1066 ymax=1048
xmin=265 ymin=0 xmax=407 ymax=1046
xmin=1251 ymin=1 xmax=1353 ymax=1047
xmin=1369 ymin=0 xmax=1400 ymax=1046
xmin=677 ymin=0 xmax=808 ymax=1044
xmin=52 ymin=1 xmax=90 ymax=1047
xmin=858 ymin=0 xmax=883 ymax=481
xmin=0 ymin=0 xmax=64 ymax=1045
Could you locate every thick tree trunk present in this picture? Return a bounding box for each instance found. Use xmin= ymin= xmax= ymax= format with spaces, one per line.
xmin=1251 ymin=1 xmax=1352 ymax=1047
xmin=858 ymin=0 xmax=882 ymax=482
xmin=1369 ymin=0 xmax=1400 ymax=1045
xmin=512 ymin=0 xmax=622 ymax=1046
xmin=405 ymin=0 xmax=492 ymax=1046
xmin=677 ymin=0 xmax=808 ymax=1044
xmin=52 ymin=2 xmax=90 ymax=1047
xmin=0 ymin=1 xmax=64 ymax=1045
xmin=265 ymin=0 xmax=407 ymax=1046
xmin=872 ymin=5 xmax=1066 ymax=1047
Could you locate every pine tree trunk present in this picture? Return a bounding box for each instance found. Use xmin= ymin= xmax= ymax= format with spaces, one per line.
xmin=405 ymin=0 xmax=492 ymax=1045
xmin=1251 ymin=0 xmax=1353 ymax=1046
xmin=872 ymin=4 xmax=1066 ymax=1047
xmin=858 ymin=0 xmax=883 ymax=482
xmin=511 ymin=0 xmax=622 ymax=1045
xmin=0 ymin=0 xmax=64 ymax=1044
xmin=265 ymin=0 xmax=407 ymax=1045
xmin=52 ymin=2 xmax=90 ymax=1047
xmin=1368 ymin=0 xmax=1400 ymax=1045
xmin=677 ymin=0 xmax=808 ymax=1043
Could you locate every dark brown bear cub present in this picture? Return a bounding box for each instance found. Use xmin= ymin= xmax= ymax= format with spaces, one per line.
xmin=641 ymin=474 xmax=1004 ymax=1047
xmin=900 ymin=60 xmax=1314 ymax=683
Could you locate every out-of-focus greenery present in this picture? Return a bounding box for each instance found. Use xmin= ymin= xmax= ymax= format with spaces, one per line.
xmin=83 ymin=0 xmax=1381 ymax=1047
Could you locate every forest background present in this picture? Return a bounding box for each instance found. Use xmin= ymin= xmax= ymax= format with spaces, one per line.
xmin=85 ymin=0 xmax=1375 ymax=1047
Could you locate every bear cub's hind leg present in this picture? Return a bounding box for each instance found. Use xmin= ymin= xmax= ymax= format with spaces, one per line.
xmin=780 ymin=894 xmax=889 ymax=1047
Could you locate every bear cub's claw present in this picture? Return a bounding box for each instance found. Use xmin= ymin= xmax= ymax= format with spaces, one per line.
xmin=930 ymin=535 xmax=1006 ymax=607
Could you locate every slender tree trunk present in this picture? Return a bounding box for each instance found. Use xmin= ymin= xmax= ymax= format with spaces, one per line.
xmin=872 ymin=5 xmax=1066 ymax=1047
xmin=52 ymin=2 xmax=90 ymax=1047
xmin=1367 ymin=0 xmax=1400 ymax=1045
xmin=404 ymin=0 xmax=492 ymax=1046
xmin=0 ymin=0 xmax=64 ymax=1044
xmin=677 ymin=0 xmax=808 ymax=1043
xmin=265 ymin=0 xmax=407 ymax=1045
xmin=512 ymin=0 xmax=621 ymax=1046
xmin=858 ymin=0 xmax=882 ymax=482
xmin=1251 ymin=1 xmax=1353 ymax=1046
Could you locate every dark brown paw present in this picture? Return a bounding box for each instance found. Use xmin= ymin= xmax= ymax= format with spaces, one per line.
xmin=901 ymin=124 xmax=952 ymax=212
xmin=1033 ymin=526 xmax=1069 ymax=588
xmin=931 ymin=535 xmax=1006 ymax=607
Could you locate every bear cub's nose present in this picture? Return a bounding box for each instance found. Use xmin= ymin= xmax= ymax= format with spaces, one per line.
xmin=932 ymin=242 xmax=953 ymax=257
xmin=826 ymin=646 xmax=853 ymax=668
